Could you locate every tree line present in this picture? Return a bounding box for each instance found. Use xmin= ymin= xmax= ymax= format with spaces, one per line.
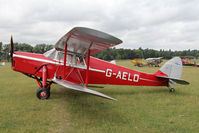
xmin=93 ymin=47 xmax=199 ymax=60
xmin=0 ymin=42 xmax=198 ymax=61
xmin=0 ymin=42 xmax=53 ymax=61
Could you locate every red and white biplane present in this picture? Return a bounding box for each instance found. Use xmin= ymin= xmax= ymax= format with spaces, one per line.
xmin=10 ymin=27 xmax=189 ymax=100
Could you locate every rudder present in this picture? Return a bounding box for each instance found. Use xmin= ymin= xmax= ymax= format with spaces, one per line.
xmin=159 ymin=57 xmax=182 ymax=79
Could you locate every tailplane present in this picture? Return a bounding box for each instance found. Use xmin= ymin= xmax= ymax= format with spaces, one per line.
xmin=154 ymin=57 xmax=189 ymax=85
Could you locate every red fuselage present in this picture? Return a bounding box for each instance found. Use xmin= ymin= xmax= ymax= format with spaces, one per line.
xmin=12 ymin=51 xmax=168 ymax=87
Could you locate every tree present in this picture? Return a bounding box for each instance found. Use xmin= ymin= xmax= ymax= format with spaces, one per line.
xmin=15 ymin=43 xmax=33 ymax=52
xmin=33 ymin=44 xmax=53 ymax=54
xmin=0 ymin=42 xmax=2 ymax=60
xmin=2 ymin=44 xmax=10 ymax=61
xmin=0 ymin=41 xmax=198 ymax=61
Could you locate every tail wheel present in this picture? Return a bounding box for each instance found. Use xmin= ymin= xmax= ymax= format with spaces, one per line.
xmin=169 ymin=88 xmax=175 ymax=92
xmin=37 ymin=88 xmax=50 ymax=99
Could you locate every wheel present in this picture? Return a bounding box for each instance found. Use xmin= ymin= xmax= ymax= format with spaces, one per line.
xmin=37 ymin=88 xmax=50 ymax=99
xmin=169 ymin=88 xmax=175 ymax=92
xmin=36 ymin=88 xmax=50 ymax=99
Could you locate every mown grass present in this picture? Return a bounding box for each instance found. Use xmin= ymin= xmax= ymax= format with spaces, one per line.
xmin=0 ymin=61 xmax=199 ymax=133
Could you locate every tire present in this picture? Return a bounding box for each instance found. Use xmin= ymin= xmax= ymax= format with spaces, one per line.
xmin=36 ymin=88 xmax=50 ymax=99
xmin=170 ymin=88 xmax=175 ymax=92
xmin=47 ymin=87 xmax=51 ymax=97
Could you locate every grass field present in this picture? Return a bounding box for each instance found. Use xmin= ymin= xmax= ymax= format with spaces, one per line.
xmin=0 ymin=60 xmax=199 ymax=133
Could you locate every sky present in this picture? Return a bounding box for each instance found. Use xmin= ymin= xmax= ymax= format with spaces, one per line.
xmin=0 ymin=0 xmax=199 ymax=50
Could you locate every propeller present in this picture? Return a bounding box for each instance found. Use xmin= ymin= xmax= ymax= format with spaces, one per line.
xmin=10 ymin=35 xmax=14 ymax=66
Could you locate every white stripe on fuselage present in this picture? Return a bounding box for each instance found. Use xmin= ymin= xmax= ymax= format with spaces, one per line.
xmin=13 ymin=54 xmax=105 ymax=73
xmin=139 ymin=78 xmax=159 ymax=83
xmin=14 ymin=54 xmax=60 ymax=65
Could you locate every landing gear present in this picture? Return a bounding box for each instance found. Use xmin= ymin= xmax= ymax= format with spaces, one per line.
xmin=34 ymin=65 xmax=53 ymax=100
xmin=35 ymin=81 xmax=53 ymax=100
xmin=37 ymin=87 xmax=50 ymax=99
xmin=168 ymin=84 xmax=175 ymax=92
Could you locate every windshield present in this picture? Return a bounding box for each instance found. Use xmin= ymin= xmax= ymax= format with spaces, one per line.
xmin=44 ymin=48 xmax=56 ymax=59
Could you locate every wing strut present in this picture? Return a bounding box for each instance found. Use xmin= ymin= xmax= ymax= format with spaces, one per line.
xmin=63 ymin=42 xmax=67 ymax=79
xmin=85 ymin=42 xmax=93 ymax=87
xmin=63 ymin=34 xmax=71 ymax=79
xmin=85 ymin=49 xmax=90 ymax=87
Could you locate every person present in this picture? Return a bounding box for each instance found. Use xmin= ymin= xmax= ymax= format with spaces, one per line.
xmin=194 ymin=58 xmax=196 ymax=65
xmin=0 ymin=62 xmax=5 ymax=66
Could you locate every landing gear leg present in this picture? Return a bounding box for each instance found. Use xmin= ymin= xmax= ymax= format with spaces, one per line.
xmin=168 ymin=84 xmax=175 ymax=92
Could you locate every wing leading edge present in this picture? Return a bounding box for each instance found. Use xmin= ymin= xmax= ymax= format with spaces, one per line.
xmin=52 ymin=77 xmax=116 ymax=100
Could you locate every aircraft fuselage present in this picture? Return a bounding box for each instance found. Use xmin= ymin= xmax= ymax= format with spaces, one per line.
xmin=12 ymin=51 xmax=168 ymax=87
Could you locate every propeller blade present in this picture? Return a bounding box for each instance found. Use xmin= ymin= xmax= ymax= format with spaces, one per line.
xmin=10 ymin=35 xmax=14 ymax=66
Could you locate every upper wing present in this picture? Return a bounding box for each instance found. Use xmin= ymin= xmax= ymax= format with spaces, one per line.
xmin=146 ymin=57 xmax=163 ymax=61
xmin=55 ymin=27 xmax=122 ymax=55
xmin=52 ymin=77 xmax=116 ymax=100
xmin=146 ymin=58 xmax=153 ymax=61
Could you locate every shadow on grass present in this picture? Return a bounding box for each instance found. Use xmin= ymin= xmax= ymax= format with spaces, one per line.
xmin=134 ymin=87 xmax=190 ymax=96
xmin=49 ymin=86 xmax=191 ymax=130
xmin=51 ymin=87 xmax=130 ymax=125
xmin=51 ymin=86 xmax=190 ymax=101
xmin=99 ymin=86 xmax=190 ymax=96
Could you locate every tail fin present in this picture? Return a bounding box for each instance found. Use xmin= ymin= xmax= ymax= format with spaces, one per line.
xmin=154 ymin=57 xmax=189 ymax=85
xmin=159 ymin=57 xmax=182 ymax=79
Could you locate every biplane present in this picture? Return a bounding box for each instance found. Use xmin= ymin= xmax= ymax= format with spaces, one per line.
xmin=181 ymin=56 xmax=196 ymax=66
xmin=132 ymin=57 xmax=163 ymax=67
xmin=10 ymin=27 xmax=189 ymax=100
xmin=131 ymin=58 xmax=145 ymax=67
xmin=146 ymin=57 xmax=163 ymax=67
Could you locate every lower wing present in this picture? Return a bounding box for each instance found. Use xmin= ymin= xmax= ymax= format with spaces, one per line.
xmin=52 ymin=77 xmax=116 ymax=100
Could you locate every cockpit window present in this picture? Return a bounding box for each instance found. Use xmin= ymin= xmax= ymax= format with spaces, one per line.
xmin=57 ymin=51 xmax=64 ymax=61
xmin=44 ymin=48 xmax=86 ymax=67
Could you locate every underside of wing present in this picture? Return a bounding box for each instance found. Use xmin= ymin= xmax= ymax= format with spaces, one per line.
xmin=55 ymin=27 xmax=122 ymax=56
xmin=52 ymin=77 xmax=116 ymax=100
